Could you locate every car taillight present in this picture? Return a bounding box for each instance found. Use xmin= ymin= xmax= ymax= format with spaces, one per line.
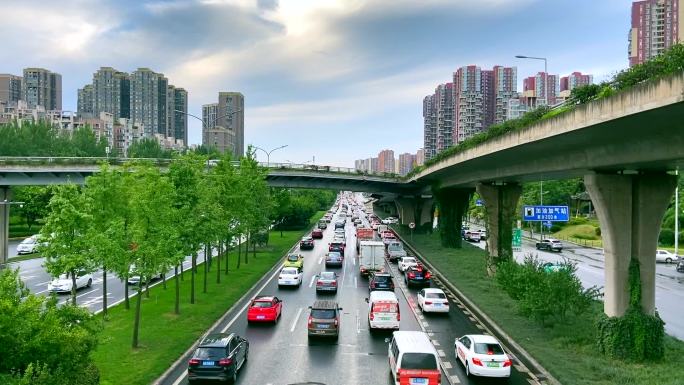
xmin=308 ymin=316 xmax=312 ymax=326
xmin=408 ymin=272 xmax=415 ymax=278
xmin=334 ymin=317 xmax=339 ymax=326
xmin=218 ymin=358 xmax=233 ymax=366
xmin=331 ymin=281 xmax=337 ymax=286
xmin=370 ymin=282 xmax=375 ymax=288
xmin=188 ymin=358 xmax=200 ymax=366
xmin=424 ymin=301 xmax=433 ymax=305
xmin=472 ymin=357 xmax=483 ymax=366
xmin=370 ymin=313 xmax=374 ymax=321
xmin=397 ymin=310 xmax=400 ymax=321
xmin=425 ymin=272 xmax=431 ymax=279
xmin=503 ymin=359 xmax=512 ymax=367
xmin=317 ymin=281 xmax=323 ymax=286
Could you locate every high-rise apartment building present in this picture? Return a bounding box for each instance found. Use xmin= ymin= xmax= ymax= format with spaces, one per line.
xmin=91 ymin=67 xmax=130 ymax=120
xmin=423 ymin=94 xmax=437 ymax=160
xmin=370 ymin=157 xmax=379 ymax=173
xmin=493 ymin=66 xmax=518 ymax=125
xmin=398 ymin=153 xmax=416 ymax=176
xmin=377 ymin=149 xmax=395 ymax=173
xmin=560 ymin=72 xmax=594 ymax=92
xmin=453 ymin=65 xmax=485 ymax=144
xmin=22 ymin=68 xmax=61 ymax=110
xmin=0 ymin=74 xmax=23 ymax=108
xmin=415 ymin=148 xmax=425 ymax=166
xmin=629 ymin=0 xmax=683 ymax=66
xmin=523 ymin=72 xmax=559 ymax=106
xmin=202 ymin=93 xmax=244 ymax=158
xmin=218 ymin=92 xmax=244 ymax=158
xmin=174 ymin=88 xmax=188 ymax=145
xmin=435 ymin=83 xmax=454 ymax=153
xmin=77 ymin=85 xmax=94 ymax=118
xmin=130 ymin=68 xmax=168 ymax=137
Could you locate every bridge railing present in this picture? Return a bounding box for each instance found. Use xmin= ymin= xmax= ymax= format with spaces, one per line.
xmin=0 ymin=157 xmax=401 ymax=179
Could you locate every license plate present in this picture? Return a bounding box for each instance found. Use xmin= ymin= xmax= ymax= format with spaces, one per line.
xmin=433 ymin=303 xmax=441 ymax=307
xmin=202 ymin=361 xmax=215 ymax=366
xmin=410 ymin=378 xmax=427 ymax=385
xmin=380 ymin=317 xmax=391 ymax=321
xmin=257 ymin=315 xmax=265 ymax=319
xmin=486 ymin=362 xmax=499 ymax=368
xmin=318 ymin=324 xmax=330 ymax=329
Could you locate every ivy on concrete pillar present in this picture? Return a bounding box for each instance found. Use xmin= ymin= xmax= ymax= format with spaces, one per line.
xmin=433 ymin=186 xmax=473 ymax=248
xmin=476 ymin=183 xmax=522 ymax=273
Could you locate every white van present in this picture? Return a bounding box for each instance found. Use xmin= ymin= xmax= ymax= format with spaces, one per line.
xmin=388 ymin=331 xmax=441 ymax=385
xmin=366 ymin=291 xmax=400 ymax=330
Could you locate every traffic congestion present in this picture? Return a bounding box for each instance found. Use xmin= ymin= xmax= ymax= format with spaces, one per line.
xmin=168 ymin=192 xmax=533 ymax=385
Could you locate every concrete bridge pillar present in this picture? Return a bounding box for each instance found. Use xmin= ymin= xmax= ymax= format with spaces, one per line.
xmin=476 ymin=183 xmax=522 ymax=265
xmin=585 ymin=173 xmax=677 ymax=317
xmin=433 ymin=187 xmax=473 ymax=248
xmin=394 ymin=196 xmax=434 ymax=227
xmin=0 ymin=187 xmax=10 ymax=267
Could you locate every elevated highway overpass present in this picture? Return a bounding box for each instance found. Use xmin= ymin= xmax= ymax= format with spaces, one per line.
xmin=1 ymin=72 xmax=684 ymax=322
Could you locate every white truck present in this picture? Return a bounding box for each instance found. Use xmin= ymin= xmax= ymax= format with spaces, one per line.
xmin=359 ymin=240 xmax=385 ymax=276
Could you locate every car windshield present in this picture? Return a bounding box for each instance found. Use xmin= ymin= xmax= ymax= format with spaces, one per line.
xmin=474 ymin=343 xmax=505 ymax=355
xmin=388 ymin=244 xmax=402 ymax=251
xmin=194 ymin=347 xmax=225 ymax=360
xmin=21 ymin=238 xmax=36 ymax=245
xmin=426 ymin=292 xmax=446 ymax=299
xmin=374 ymin=275 xmax=391 ymax=283
xmin=252 ymin=300 xmax=274 ymax=308
xmin=287 ymin=255 xmax=299 ymax=262
xmin=302 ymin=237 xmax=311 ymax=241
xmin=282 ymin=268 xmax=298 ymax=275
xmin=403 ymin=258 xmax=416 ymax=264
xmin=311 ymin=309 xmax=336 ymax=319
xmin=319 ymin=272 xmax=335 ymax=280
xmin=327 ymin=252 xmax=341 ymax=259
xmin=400 ymin=353 xmax=437 ymax=369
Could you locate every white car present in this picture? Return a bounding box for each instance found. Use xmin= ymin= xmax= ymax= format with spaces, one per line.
xmin=417 ymin=288 xmax=450 ymax=313
xmin=455 ymin=334 xmax=511 ymax=378
xmin=127 ymin=265 xmax=164 ymax=285
xmin=48 ymin=271 xmax=93 ymax=293
xmin=398 ymin=257 xmax=418 ymax=273
xmin=278 ymin=267 xmax=303 ymax=287
xmin=656 ymin=249 xmax=677 ymax=263
xmin=16 ymin=235 xmax=41 ymax=254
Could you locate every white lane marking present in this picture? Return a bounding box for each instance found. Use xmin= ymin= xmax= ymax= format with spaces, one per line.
xmin=356 ymin=308 xmax=361 ymax=334
xmin=432 ymin=339 xmax=440 ymax=346
xmin=354 ymin=276 xmax=358 ymax=288
xmin=34 ymin=288 xmax=50 ymax=295
xmin=437 ymin=349 xmax=446 ymax=358
xmin=442 ymin=361 xmax=452 ymax=369
xmin=318 ymin=256 xmax=323 ymax=265
xmin=309 ymin=275 xmax=316 ymax=288
xmin=290 ymin=307 xmax=303 ymax=332
xmin=450 ymin=375 xmax=461 ymax=384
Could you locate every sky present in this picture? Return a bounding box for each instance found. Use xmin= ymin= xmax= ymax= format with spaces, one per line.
xmin=1 ymin=0 xmax=630 ymax=166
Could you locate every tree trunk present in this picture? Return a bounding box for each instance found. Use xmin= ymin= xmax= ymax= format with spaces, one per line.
xmin=145 ymin=277 xmax=150 ymax=298
xmin=236 ymin=236 xmax=242 ymax=269
xmin=162 ymin=273 xmax=167 ymax=290
xmin=174 ymin=265 xmax=180 ymax=315
xmin=71 ymin=270 xmax=77 ymax=305
xmin=253 ymin=234 xmax=257 ymax=259
xmin=203 ymin=243 xmax=208 ymax=294
xmin=217 ymin=241 xmax=222 ymax=284
xmin=224 ymin=238 xmax=230 ymax=275
xmin=180 ymin=260 xmax=184 ymax=281
xmin=124 ymin=273 xmax=130 ymax=310
xmin=132 ymin=280 xmax=143 ymax=348
xmin=245 ymin=232 xmax=250 ymax=265
xmin=102 ymin=267 xmax=108 ymax=318
xmin=191 ymin=252 xmax=197 ymax=304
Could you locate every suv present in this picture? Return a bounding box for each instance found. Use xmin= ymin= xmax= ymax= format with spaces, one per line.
xmin=334 ymin=220 xmax=345 ymax=229
xmin=187 ymin=333 xmax=249 ymax=384
xmin=536 ymin=238 xmax=563 ymax=252
xmin=369 ymin=272 xmax=394 ymax=292
xmin=308 ymin=300 xmax=343 ymax=340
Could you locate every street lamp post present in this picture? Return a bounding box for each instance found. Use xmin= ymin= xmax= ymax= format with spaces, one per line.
xmin=253 ymin=145 xmax=288 ymax=166
xmin=1 ymin=198 xmax=25 ymax=268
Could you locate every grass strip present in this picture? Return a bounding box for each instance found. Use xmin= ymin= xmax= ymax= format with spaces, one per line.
xmin=94 ymin=212 xmax=324 ymax=385
xmin=393 ymin=227 xmax=684 ymax=385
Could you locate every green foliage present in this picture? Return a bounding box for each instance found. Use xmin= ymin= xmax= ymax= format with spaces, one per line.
xmin=495 ymin=256 xmax=600 ymax=325
xmin=127 ymin=138 xmax=173 ymax=159
xmin=12 ymin=186 xmax=53 ymax=231
xmin=658 ymin=229 xmax=675 ymax=246
xmin=0 ymin=121 xmax=107 ymax=157
xmin=0 ymin=269 xmax=100 ymax=385
xmin=596 ymin=258 xmax=665 ymax=361
xmin=271 ymin=188 xmax=336 ymax=230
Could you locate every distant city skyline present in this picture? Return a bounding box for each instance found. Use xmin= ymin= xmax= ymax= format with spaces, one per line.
xmin=0 ymin=0 xmax=634 ymax=166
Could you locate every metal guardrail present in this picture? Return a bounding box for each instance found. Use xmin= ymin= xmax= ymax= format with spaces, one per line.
xmin=0 ymin=157 xmax=400 ymax=179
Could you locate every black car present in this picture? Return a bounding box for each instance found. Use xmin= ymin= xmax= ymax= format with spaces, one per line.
xmin=677 ymin=259 xmax=684 ymax=273
xmin=300 ymin=236 xmax=314 ymax=250
xmin=405 ymin=265 xmax=432 ymax=287
xmin=369 ymin=272 xmax=394 ymax=292
xmin=188 ymin=333 xmax=249 ymax=384
xmin=329 ymin=241 xmax=345 ymax=256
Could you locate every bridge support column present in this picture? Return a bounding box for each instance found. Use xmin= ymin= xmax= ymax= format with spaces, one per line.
xmin=395 ymin=196 xmax=434 ymax=228
xmin=585 ymin=173 xmax=677 ymax=317
xmin=476 ymin=183 xmax=522 ymax=270
xmin=433 ymin=187 xmax=473 ymax=248
xmin=394 ymin=198 xmax=415 ymax=226
xmin=0 ymin=187 xmax=10 ymax=268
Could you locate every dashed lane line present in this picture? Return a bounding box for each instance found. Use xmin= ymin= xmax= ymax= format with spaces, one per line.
xmin=290 ymin=307 xmax=303 ymax=333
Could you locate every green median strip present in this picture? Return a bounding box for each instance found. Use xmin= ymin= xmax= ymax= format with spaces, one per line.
xmin=392 ymin=227 xmax=684 ymax=385
xmin=94 ymin=212 xmax=323 ymax=385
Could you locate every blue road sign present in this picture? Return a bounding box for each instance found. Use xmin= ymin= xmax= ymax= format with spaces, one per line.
xmin=475 ymin=199 xmax=483 ymax=207
xmin=522 ymin=205 xmax=569 ymax=222
xmin=544 ymin=221 xmax=553 ymax=229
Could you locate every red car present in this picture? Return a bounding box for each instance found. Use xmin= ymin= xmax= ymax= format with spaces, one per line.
xmin=311 ymin=229 xmax=323 ymax=239
xmin=247 ymin=296 xmax=283 ymax=323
